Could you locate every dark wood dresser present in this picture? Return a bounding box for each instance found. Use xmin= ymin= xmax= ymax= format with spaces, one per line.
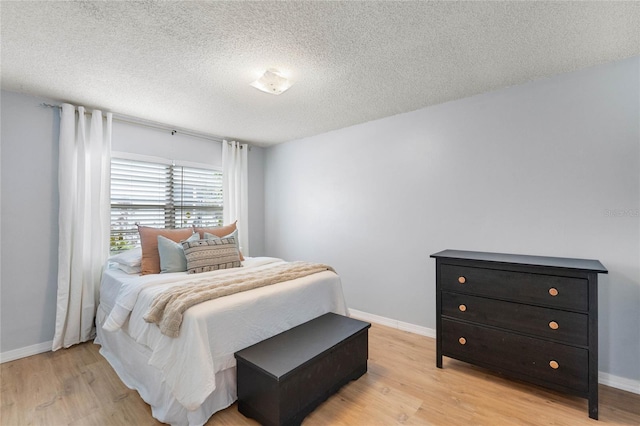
xmin=430 ymin=249 xmax=607 ymax=419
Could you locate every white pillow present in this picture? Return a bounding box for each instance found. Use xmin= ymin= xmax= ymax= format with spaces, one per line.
xmin=114 ymin=263 xmax=142 ymax=274
xmin=109 ymin=247 xmax=142 ymax=267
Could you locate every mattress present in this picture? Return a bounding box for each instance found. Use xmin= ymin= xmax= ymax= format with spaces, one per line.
xmin=96 ymin=256 xmax=349 ymax=425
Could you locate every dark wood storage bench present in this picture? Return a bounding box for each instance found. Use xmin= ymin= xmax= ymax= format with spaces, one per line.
xmin=234 ymin=313 xmax=371 ymax=426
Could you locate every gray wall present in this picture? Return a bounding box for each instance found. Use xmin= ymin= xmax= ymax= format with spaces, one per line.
xmin=264 ymin=57 xmax=640 ymax=382
xmin=112 ymin=120 xmax=223 ymax=166
xmin=1 ymin=91 xmax=60 ymax=352
xmin=0 ymin=91 xmax=265 ymax=354
xmin=247 ymin=146 xmax=265 ymax=256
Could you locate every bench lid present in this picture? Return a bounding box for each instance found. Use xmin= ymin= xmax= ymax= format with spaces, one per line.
xmin=234 ymin=312 xmax=370 ymax=380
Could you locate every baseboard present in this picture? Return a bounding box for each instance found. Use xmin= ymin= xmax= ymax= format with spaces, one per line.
xmin=348 ymin=308 xmax=436 ymax=338
xmin=599 ymin=371 xmax=640 ymax=395
xmin=348 ymin=308 xmax=640 ymax=395
xmin=0 ymin=340 xmax=52 ymax=364
xmin=3 ymin=317 xmax=639 ymax=396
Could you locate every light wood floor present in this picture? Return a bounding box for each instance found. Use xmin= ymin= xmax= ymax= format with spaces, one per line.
xmin=2 ymin=323 xmax=639 ymax=425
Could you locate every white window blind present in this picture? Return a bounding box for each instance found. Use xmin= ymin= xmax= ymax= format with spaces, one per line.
xmin=110 ymin=157 xmax=223 ymax=252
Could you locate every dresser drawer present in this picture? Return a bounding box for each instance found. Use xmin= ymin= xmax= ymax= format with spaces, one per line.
xmin=441 ymin=264 xmax=588 ymax=311
xmin=442 ymin=319 xmax=588 ymax=392
xmin=441 ymin=292 xmax=588 ymax=346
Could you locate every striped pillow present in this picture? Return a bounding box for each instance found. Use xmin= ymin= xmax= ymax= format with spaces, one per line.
xmin=182 ymin=237 xmax=241 ymax=274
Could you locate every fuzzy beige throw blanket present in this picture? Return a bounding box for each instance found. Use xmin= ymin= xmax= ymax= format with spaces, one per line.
xmin=144 ymin=261 xmax=335 ymax=337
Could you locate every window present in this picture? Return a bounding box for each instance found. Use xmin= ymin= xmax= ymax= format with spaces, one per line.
xmin=110 ymin=156 xmax=223 ymax=252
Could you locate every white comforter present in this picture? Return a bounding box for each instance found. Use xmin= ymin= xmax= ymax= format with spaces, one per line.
xmin=100 ymin=257 xmax=348 ymax=411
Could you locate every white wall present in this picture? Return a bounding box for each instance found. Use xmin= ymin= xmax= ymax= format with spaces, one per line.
xmin=264 ymin=57 xmax=640 ymax=384
xmin=0 ymin=91 xmax=265 ymax=355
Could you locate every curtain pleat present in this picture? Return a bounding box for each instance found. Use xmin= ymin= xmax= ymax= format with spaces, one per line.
xmin=222 ymin=140 xmax=249 ymax=255
xmin=53 ymin=104 xmax=112 ymax=351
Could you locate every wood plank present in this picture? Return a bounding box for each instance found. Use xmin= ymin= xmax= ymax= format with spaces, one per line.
xmin=1 ymin=323 xmax=638 ymax=425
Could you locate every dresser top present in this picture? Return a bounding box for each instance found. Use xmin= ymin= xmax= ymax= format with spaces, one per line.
xmin=430 ymin=249 xmax=607 ymax=273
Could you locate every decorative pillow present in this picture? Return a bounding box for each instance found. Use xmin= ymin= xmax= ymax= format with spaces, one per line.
xmin=193 ymin=221 xmax=237 ymax=239
xmin=204 ymin=229 xmax=244 ymax=262
xmin=158 ymin=233 xmax=199 ymax=273
xmin=199 ymin=224 xmax=245 ymax=261
xmin=182 ymin=237 xmax=242 ymax=274
xmin=138 ymin=226 xmax=195 ymax=275
xmin=203 ymin=228 xmax=237 ymax=241
xmin=108 ymin=247 xmax=142 ymax=267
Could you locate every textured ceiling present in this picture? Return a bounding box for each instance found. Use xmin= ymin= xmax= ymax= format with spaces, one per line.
xmin=2 ymin=1 xmax=639 ymax=146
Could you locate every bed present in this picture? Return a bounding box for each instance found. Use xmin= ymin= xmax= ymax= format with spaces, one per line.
xmin=95 ymin=256 xmax=349 ymax=426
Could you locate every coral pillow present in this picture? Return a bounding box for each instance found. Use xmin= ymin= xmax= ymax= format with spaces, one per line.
xmin=138 ymin=226 xmax=194 ymax=275
xmin=193 ymin=222 xmax=237 ymax=239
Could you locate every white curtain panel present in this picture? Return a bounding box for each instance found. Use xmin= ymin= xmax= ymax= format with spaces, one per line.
xmin=222 ymin=140 xmax=249 ymax=255
xmin=53 ymin=104 xmax=112 ymax=351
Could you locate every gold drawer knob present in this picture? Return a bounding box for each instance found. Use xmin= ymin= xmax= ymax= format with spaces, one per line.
xmin=549 ymin=360 xmax=559 ymax=369
xmin=548 ymin=287 xmax=559 ymax=296
xmin=458 ymin=304 xmax=467 ymax=312
xmin=458 ymin=276 xmax=466 ymax=284
xmin=549 ymin=321 xmax=559 ymax=330
xmin=458 ymin=337 xmax=467 ymax=345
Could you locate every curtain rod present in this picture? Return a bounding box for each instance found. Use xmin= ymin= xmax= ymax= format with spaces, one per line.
xmin=40 ymin=102 xmax=250 ymax=148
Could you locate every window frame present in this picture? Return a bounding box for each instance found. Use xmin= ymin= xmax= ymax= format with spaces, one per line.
xmin=110 ymin=151 xmax=223 ymax=253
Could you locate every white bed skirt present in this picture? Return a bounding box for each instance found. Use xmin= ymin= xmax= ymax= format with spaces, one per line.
xmin=95 ymin=258 xmax=349 ymax=425
xmin=95 ymin=306 xmax=235 ymax=426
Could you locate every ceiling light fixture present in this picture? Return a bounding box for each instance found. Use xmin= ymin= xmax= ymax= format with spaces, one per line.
xmin=250 ymin=69 xmax=293 ymax=95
